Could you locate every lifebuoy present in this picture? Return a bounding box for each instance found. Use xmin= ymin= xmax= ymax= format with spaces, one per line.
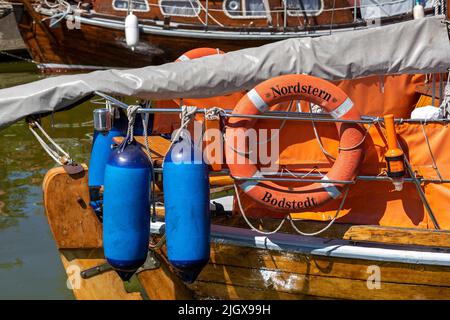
xmin=176 ymin=48 xmax=224 ymax=62
xmin=225 ymin=74 xmax=365 ymax=213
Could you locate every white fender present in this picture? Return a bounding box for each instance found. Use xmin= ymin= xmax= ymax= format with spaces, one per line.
xmin=413 ymin=1 xmax=425 ymax=20
xmin=125 ymin=13 xmax=139 ymax=50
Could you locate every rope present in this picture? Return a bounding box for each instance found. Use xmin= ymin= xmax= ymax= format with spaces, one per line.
xmin=41 ymin=0 xmax=72 ymax=28
xmin=288 ymin=186 xmax=349 ymax=236
xmin=439 ymin=74 xmax=450 ymax=119
xmin=309 ymin=102 xmax=336 ymax=161
xmin=0 ymin=51 xmax=37 ymax=64
xmin=205 ymin=107 xmax=225 ymax=121
xmin=308 ymin=102 xmax=372 ymax=154
xmin=170 ymin=105 xmax=198 ymax=145
xmin=421 ymin=123 xmax=444 ymax=181
xmin=234 ymin=184 xmax=287 ymax=235
xmin=234 ymin=182 xmax=350 ymax=236
xmin=125 ymin=104 xmax=141 ymax=143
xmin=135 ymin=101 xmax=166 ymax=249
xmin=28 ymin=120 xmax=73 ymax=165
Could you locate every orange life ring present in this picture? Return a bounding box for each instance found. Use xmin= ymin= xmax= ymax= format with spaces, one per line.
xmin=225 ymin=74 xmax=365 ymax=213
xmin=176 ymin=48 xmax=224 ymax=62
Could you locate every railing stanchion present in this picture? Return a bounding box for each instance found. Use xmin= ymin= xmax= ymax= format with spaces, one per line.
xmin=205 ymin=0 xmax=209 ymax=29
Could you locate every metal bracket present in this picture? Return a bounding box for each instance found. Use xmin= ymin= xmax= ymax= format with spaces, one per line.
xmin=136 ymin=250 xmax=161 ymax=273
xmin=80 ymin=263 xmax=113 ymax=279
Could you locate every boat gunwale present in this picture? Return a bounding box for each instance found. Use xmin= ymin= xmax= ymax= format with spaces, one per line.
xmin=149 ymin=221 xmax=450 ymax=267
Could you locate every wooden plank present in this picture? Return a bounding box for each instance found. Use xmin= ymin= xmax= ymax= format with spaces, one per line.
xmin=60 ymin=249 xmax=142 ymax=300
xmin=210 ymin=214 xmax=354 ymax=240
xmin=43 ymin=166 xmax=103 ymax=249
xmin=190 ymin=281 xmax=323 ymax=300
xmin=211 ymin=214 xmax=450 ymax=249
xmin=195 ymin=262 xmax=450 ymax=300
xmin=137 ymin=250 xmax=194 ymax=300
xmin=208 ymin=243 xmax=450 ymax=287
xmin=343 ymin=225 xmax=450 ymax=248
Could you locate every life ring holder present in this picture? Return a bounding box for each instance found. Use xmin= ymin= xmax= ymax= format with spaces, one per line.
xmin=225 ymin=74 xmax=366 ymax=213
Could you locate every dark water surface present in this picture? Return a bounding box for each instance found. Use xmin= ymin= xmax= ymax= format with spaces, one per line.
xmin=0 ymin=62 xmax=94 ymax=299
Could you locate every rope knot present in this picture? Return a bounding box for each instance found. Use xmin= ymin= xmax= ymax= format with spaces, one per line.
xmin=126 ymin=104 xmax=141 ymax=143
xmin=205 ymin=107 xmax=225 ymax=121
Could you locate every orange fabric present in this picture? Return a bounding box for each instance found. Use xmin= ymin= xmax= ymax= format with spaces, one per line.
xmin=298 ymin=74 xmax=424 ymax=117
xmin=334 ymin=74 xmax=425 ymax=118
xmin=235 ymin=122 xmax=450 ymax=230
xmin=152 ymin=100 xmax=181 ymax=134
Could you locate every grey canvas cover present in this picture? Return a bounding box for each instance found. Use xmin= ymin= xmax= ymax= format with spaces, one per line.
xmin=0 ymin=15 xmax=449 ymax=129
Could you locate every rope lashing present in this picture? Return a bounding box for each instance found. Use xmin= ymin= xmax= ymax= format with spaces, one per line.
xmin=170 ymin=105 xmax=198 ymax=143
xmin=439 ymin=76 xmax=450 ymax=119
xmin=205 ymin=107 xmax=225 ymax=121
xmin=125 ymin=104 xmax=141 ymax=143
xmin=28 ymin=120 xmax=73 ymax=166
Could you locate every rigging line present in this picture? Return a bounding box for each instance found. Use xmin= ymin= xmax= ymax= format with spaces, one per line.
xmin=308 ymin=102 xmax=336 ymax=161
xmin=257 ymin=99 xmax=295 ymax=145
xmin=329 ymin=0 xmax=336 ymax=35
xmin=420 ymin=123 xmax=444 ymax=181
xmin=197 ymin=0 xmax=225 ymax=27
xmin=141 ymin=105 xmax=157 ymax=218
xmin=308 ymin=102 xmax=372 ymax=153
xmin=28 ymin=122 xmax=73 ymax=165
xmin=29 ymin=126 xmax=62 ymax=164
xmin=0 ymin=50 xmax=37 ymax=64
xmin=288 ymin=186 xmax=349 ymax=236
xmin=33 ymin=120 xmax=71 ymax=158
xmin=187 ymin=0 xmax=206 ymax=26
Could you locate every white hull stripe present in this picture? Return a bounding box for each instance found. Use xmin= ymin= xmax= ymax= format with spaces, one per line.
xmin=239 ymin=171 xmax=264 ymax=193
xmin=247 ymin=89 xmax=269 ymax=113
xmin=330 ymin=97 xmax=353 ymax=119
xmin=321 ymin=175 xmax=342 ymax=199
xmin=177 ymin=54 xmax=190 ymax=61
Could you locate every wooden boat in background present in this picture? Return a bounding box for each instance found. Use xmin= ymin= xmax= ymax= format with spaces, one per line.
xmin=6 ymin=0 xmax=438 ymax=72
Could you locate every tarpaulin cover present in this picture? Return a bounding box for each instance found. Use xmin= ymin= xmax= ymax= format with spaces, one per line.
xmin=0 ymin=16 xmax=449 ymax=129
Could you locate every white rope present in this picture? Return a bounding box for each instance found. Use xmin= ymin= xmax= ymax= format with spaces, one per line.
xmin=170 ymin=105 xmax=198 ymax=144
xmin=234 ymin=184 xmax=288 ymax=235
xmin=125 ymin=104 xmax=141 ymax=143
xmin=33 ymin=121 xmax=70 ymax=158
xmin=205 ymin=107 xmax=225 ymax=121
xmin=28 ymin=120 xmax=73 ymax=165
xmin=41 ymin=0 xmax=72 ymax=27
xmin=439 ymin=74 xmax=450 ymax=119
xmin=136 ymin=100 xmax=167 ymax=250
xmin=257 ymin=100 xmax=295 ymax=145
xmin=309 ymin=102 xmax=336 ymax=161
xmin=288 ymin=186 xmax=349 ymax=236
xmin=421 ymin=123 xmax=444 ymax=181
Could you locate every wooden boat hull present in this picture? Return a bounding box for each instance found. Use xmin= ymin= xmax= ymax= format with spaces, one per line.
xmin=11 ymin=3 xmax=272 ymax=73
xmin=44 ymin=165 xmax=450 ymax=300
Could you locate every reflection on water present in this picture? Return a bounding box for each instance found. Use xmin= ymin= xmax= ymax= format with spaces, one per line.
xmin=0 ymin=62 xmax=94 ymax=299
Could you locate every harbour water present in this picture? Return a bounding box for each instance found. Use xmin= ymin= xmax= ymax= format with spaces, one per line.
xmin=0 ymin=61 xmax=93 ymax=299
